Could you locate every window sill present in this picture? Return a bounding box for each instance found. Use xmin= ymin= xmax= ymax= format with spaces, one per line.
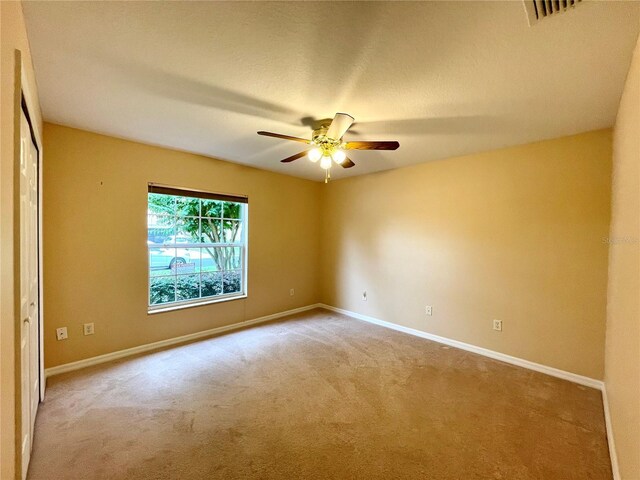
xmin=147 ymin=294 xmax=247 ymax=315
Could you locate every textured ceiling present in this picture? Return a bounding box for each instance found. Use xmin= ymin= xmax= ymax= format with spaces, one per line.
xmin=23 ymin=1 xmax=640 ymax=181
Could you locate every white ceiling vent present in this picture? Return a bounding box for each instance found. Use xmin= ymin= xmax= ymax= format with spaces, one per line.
xmin=523 ymin=0 xmax=582 ymax=26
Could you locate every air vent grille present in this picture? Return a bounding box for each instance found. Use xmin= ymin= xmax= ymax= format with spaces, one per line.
xmin=524 ymin=0 xmax=582 ymax=25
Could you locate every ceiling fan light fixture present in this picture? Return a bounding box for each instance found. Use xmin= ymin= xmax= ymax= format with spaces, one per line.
xmin=320 ymin=155 xmax=332 ymax=170
xmin=308 ymin=147 xmax=322 ymax=162
xmin=257 ymin=112 xmax=400 ymax=181
xmin=332 ymin=149 xmax=346 ymax=164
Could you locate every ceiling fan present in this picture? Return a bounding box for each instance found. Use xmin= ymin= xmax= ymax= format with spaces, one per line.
xmin=257 ymin=113 xmax=400 ymax=182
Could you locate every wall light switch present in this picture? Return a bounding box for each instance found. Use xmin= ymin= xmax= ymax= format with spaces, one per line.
xmin=83 ymin=323 xmax=95 ymax=336
xmin=56 ymin=327 xmax=68 ymax=341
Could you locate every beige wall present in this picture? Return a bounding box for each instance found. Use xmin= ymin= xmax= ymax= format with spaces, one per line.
xmin=43 ymin=127 xmax=618 ymax=381
xmin=605 ymin=33 xmax=640 ymax=480
xmin=321 ymin=130 xmax=612 ymax=380
xmin=42 ymin=124 xmax=321 ymax=368
xmin=1 ymin=2 xmax=43 ymax=479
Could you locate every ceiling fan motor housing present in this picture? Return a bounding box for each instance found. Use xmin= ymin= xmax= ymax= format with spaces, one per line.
xmin=311 ymin=125 xmax=328 ymax=141
xmin=311 ymin=126 xmax=344 ymax=154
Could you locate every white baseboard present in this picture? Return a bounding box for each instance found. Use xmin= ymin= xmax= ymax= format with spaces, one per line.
xmin=324 ymin=303 xmax=619 ymax=478
xmin=45 ymin=301 xmax=618 ymax=477
xmin=601 ymin=385 xmax=620 ymax=480
xmin=319 ymin=303 xmax=604 ymax=390
xmin=45 ymin=303 xmax=322 ymax=378
xmin=320 ymin=304 xmax=622 ymax=478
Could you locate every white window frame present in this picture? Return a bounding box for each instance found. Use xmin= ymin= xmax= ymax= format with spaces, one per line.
xmin=147 ymin=185 xmax=248 ymax=314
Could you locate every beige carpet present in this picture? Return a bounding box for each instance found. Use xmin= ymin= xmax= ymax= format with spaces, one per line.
xmin=28 ymin=309 xmax=612 ymax=479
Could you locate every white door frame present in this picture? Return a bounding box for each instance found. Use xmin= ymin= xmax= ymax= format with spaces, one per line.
xmin=19 ymin=59 xmax=44 ymax=480
xmin=20 ymin=66 xmax=45 ymax=403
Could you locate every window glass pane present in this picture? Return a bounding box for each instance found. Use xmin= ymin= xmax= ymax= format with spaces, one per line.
xmin=149 ymin=249 xmax=174 ymax=275
xmin=223 ymin=220 xmax=242 ymax=243
xmin=176 ymin=196 xmax=200 ymax=217
xmin=223 ymin=247 xmax=242 ymax=270
xmin=148 ymin=193 xmax=175 ymax=215
xmin=148 ymin=214 xmax=174 ymax=245
xmin=201 ymin=199 xmax=222 ymax=218
xmin=175 ymin=218 xmax=200 ymax=244
xmin=149 ymin=268 xmax=171 ymax=278
xmin=201 ymin=272 xmax=223 ymax=298
xmin=201 ymin=247 xmax=222 ymax=272
xmin=148 ymin=190 xmax=246 ymax=308
xmin=149 ymin=247 xmax=179 ymax=273
xmin=156 ymin=248 xmax=193 ymax=275
xmin=223 ymin=201 xmax=242 ymax=219
xmin=181 ymin=248 xmax=202 ymax=273
xmin=176 ymin=274 xmax=200 ymax=301
xmin=171 ymin=260 xmax=193 ymax=275
xmin=200 ymin=218 xmax=222 ymax=243
xmin=150 ymin=276 xmax=176 ymax=304
xmin=223 ymin=271 xmax=242 ymax=294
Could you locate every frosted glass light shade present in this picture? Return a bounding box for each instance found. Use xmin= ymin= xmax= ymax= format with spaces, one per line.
xmin=320 ymin=156 xmax=332 ymax=169
xmin=308 ymin=148 xmax=322 ymax=162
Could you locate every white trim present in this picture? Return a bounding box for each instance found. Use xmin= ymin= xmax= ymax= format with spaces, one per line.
xmin=45 ymin=303 xmax=321 ymax=378
xmin=323 ymin=304 xmax=622 ymax=478
xmin=20 ymin=64 xmax=46 ymax=402
xmin=20 ymin=69 xmax=42 ymax=146
xmin=601 ymin=385 xmax=620 ymax=480
xmin=319 ymin=304 xmax=604 ymax=390
xmin=19 ymin=62 xmax=45 ymax=480
xmin=147 ymin=293 xmax=247 ymax=314
xmin=45 ymin=301 xmax=618 ymax=478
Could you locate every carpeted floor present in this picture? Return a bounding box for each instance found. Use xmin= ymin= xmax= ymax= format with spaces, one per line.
xmin=28 ymin=309 xmax=612 ymax=479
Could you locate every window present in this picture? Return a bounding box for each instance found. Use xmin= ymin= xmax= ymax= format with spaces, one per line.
xmin=147 ymin=184 xmax=248 ymax=311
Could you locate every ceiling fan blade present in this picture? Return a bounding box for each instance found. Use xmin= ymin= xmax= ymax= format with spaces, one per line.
xmin=258 ymin=131 xmax=310 ymax=144
xmin=340 ymin=157 xmax=356 ymax=169
xmin=326 ymin=113 xmax=355 ymax=140
xmin=280 ymin=151 xmax=308 ymax=163
xmin=344 ymin=141 xmax=400 ymax=150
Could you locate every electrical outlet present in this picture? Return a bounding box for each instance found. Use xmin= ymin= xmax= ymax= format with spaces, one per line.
xmin=56 ymin=327 xmax=68 ymax=341
xmin=493 ymin=319 xmax=503 ymax=332
xmin=289 ymin=288 xmax=295 ymax=296
xmin=362 ymin=291 xmax=367 ymax=301
xmin=83 ymin=323 xmax=95 ymax=336
xmin=425 ymin=305 xmax=433 ymax=316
